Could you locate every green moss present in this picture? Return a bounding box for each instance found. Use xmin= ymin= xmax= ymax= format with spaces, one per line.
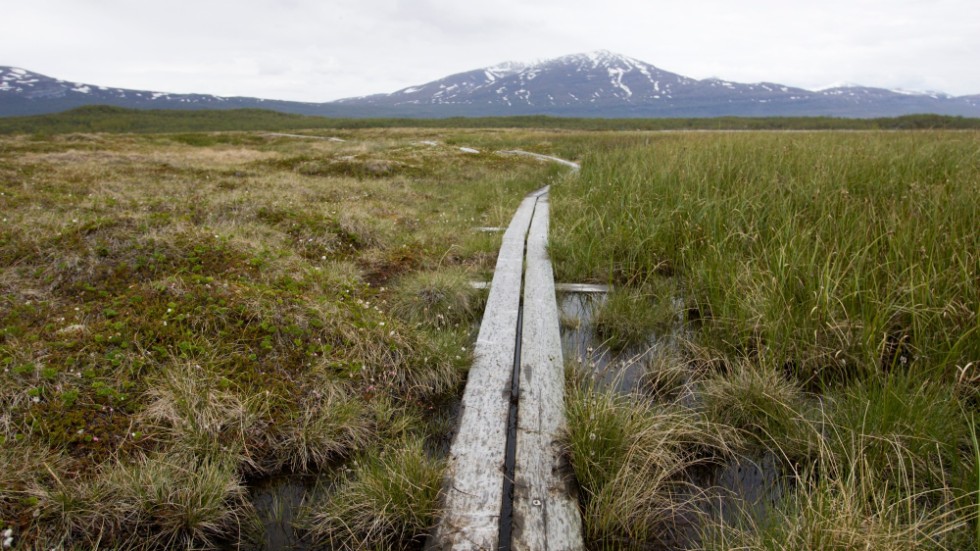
xmin=0 ymin=127 xmax=558 ymax=548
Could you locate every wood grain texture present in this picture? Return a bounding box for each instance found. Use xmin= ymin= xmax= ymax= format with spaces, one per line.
xmin=429 ymin=190 xmax=540 ymax=550
xmin=512 ymin=196 xmax=585 ymax=551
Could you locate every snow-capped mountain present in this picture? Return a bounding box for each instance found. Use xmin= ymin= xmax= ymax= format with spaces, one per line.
xmin=334 ymin=51 xmax=980 ymax=118
xmin=3 ymin=52 xmax=980 ymax=118
xmin=340 ymin=51 xmax=698 ymax=110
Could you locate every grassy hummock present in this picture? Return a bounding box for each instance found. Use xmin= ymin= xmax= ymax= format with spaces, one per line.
xmin=0 ymin=128 xmax=564 ymax=548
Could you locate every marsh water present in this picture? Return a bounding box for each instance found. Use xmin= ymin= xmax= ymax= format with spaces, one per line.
xmin=240 ymin=395 xmax=460 ymax=551
xmin=241 ymin=291 xmax=787 ymax=550
xmin=558 ymin=291 xmax=661 ymax=393
xmin=557 ymin=289 xmax=789 ymax=548
xmin=241 ymin=475 xmax=315 ymax=551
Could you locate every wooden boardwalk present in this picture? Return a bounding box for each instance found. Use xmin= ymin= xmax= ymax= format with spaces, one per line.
xmin=430 ymin=184 xmax=583 ymax=550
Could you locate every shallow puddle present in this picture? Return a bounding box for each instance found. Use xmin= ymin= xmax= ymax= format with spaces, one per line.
xmin=658 ymin=453 xmax=789 ymax=549
xmin=243 ymin=475 xmax=315 ymax=551
xmin=558 ymin=291 xmax=678 ymax=394
xmin=698 ymin=452 xmax=788 ymax=525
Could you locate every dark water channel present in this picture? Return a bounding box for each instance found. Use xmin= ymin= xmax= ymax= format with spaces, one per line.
xmin=557 ymin=290 xmax=789 ymax=548
xmin=243 ymin=475 xmax=315 ymax=551
xmin=239 ymin=395 xmax=461 ymax=551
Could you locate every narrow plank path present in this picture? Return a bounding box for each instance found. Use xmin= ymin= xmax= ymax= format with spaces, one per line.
xmin=431 ymin=153 xmax=583 ymax=550
xmin=430 ymin=190 xmax=540 ymax=549
xmin=512 ymin=194 xmax=582 ymax=550
xmin=262 ymin=132 xmax=345 ymax=141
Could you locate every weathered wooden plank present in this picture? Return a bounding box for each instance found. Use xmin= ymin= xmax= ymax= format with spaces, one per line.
xmin=512 ymin=196 xmax=584 ymax=551
xmin=497 ymin=150 xmax=581 ymax=172
xmin=263 ymin=132 xmax=345 ymax=141
xmin=553 ymin=283 xmax=612 ymax=294
xmin=430 ymin=189 xmax=542 ymax=550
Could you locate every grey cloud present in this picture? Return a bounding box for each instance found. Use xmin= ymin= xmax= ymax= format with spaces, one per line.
xmin=2 ymin=0 xmax=979 ymax=101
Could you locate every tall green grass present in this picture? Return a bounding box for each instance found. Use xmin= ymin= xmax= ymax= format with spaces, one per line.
xmin=552 ymin=131 xmax=980 ymax=385
xmin=553 ymin=131 xmax=980 ymax=549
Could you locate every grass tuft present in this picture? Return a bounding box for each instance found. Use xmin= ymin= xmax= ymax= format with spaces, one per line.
xmin=565 ymin=375 xmax=738 ymax=548
xmin=141 ymin=361 xmax=255 ymax=458
xmin=388 ymin=269 xmax=484 ymax=329
xmin=306 ymin=438 xmax=444 ymax=550
xmin=274 ymin=384 xmax=374 ymax=473
xmin=32 ymin=452 xmax=250 ymax=549
xmin=700 ymin=359 xmax=819 ymax=461
xmin=703 ymin=417 xmax=973 ymax=551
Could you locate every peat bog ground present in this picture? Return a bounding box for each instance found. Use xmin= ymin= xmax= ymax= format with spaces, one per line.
xmin=0 ymin=127 xmax=568 ymax=549
xmin=1 ymin=125 xmax=978 ymax=550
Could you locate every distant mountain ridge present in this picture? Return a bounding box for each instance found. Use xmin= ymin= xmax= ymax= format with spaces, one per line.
xmin=4 ymin=52 xmax=980 ymax=118
xmin=0 ymin=66 xmax=327 ymax=117
xmin=335 ymin=51 xmax=980 ymax=118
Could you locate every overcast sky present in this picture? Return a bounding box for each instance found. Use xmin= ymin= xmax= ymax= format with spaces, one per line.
xmin=5 ymin=0 xmax=979 ymax=101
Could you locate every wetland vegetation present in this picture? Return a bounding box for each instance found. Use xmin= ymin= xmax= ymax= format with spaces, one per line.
xmin=0 ymin=128 xmax=562 ymax=549
xmin=1 ymin=121 xmax=977 ymax=550
xmin=552 ymin=131 xmax=979 ymax=550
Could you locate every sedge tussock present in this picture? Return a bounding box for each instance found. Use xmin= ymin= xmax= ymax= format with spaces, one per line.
xmin=388 ymin=269 xmax=484 ymax=329
xmin=566 ymin=376 xmax=739 ymax=548
xmin=306 ymin=438 xmax=444 ymax=550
